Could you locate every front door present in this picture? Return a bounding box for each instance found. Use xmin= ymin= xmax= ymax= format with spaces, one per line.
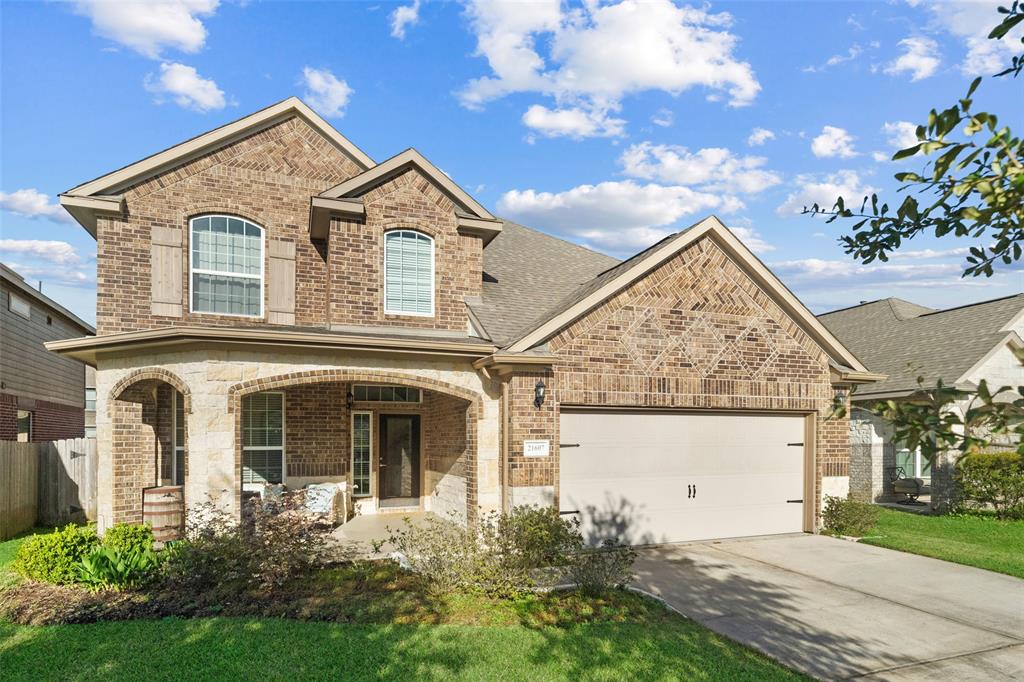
xmin=379 ymin=414 xmax=421 ymax=499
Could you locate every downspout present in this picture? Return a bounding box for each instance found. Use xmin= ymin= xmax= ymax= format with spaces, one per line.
xmin=500 ymin=376 xmax=511 ymax=513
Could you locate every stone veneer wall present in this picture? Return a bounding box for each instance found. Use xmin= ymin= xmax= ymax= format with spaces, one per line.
xmin=423 ymin=391 xmax=470 ymax=523
xmin=94 ymin=116 xmax=363 ymax=335
xmin=95 ymin=349 xmax=500 ymax=532
xmin=328 ymin=168 xmax=482 ymax=332
xmin=506 ymin=236 xmax=846 ymax=524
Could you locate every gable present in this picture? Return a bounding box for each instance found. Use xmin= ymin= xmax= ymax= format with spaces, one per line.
xmin=549 ymin=235 xmax=831 ymax=384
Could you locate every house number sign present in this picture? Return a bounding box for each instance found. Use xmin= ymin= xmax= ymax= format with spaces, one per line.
xmin=523 ymin=440 xmax=550 ymax=457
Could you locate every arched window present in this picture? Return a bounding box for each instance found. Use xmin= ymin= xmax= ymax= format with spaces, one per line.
xmin=189 ymin=215 xmax=263 ymax=317
xmin=384 ymin=230 xmax=434 ymax=316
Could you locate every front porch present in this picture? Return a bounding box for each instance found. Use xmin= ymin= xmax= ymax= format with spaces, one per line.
xmin=329 ymin=511 xmax=435 ymax=559
xmin=103 ymin=363 xmax=491 ymax=534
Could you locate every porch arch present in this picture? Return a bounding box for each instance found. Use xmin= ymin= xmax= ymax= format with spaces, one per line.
xmin=227 ymin=369 xmax=482 ymax=522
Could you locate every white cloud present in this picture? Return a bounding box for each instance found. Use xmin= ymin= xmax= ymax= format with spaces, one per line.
xmin=0 ymin=240 xmax=82 ymax=265
xmin=620 ymin=142 xmax=781 ymax=196
xmin=776 ymin=170 xmax=877 ymax=216
xmin=301 ymin=66 xmax=353 ymax=118
xmin=497 ymin=180 xmax=730 ymax=254
xmin=917 ymin=0 xmax=1023 ymax=76
xmin=872 ymin=151 xmax=891 ymax=162
xmin=803 ymin=44 xmax=863 ymax=73
xmin=73 ymin=0 xmax=218 ymax=59
xmin=3 ymin=262 xmax=94 ymax=287
xmin=144 ymin=62 xmax=226 ymax=112
xmin=522 ymin=104 xmax=626 ymax=139
xmin=729 ymin=224 xmax=775 ymax=253
xmin=770 ymin=257 xmax=975 ymax=290
xmin=882 ymin=120 xmax=919 ymax=149
xmin=811 ymin=126 xmax=858 ymax=158
xmin=390 ymin=0 xmax=420 ymax=40
xmin=0 ymin=189 xmax=73 ymax=223
xmin=651 ymin=108 xmax=674 ymax=127
xmin=459 ymin=0 xmax=760 ymax=138
xmin=747 ymin=127 xmax=775 ymax=147
xmin=884 ymin=36 xmax=940 ymax=81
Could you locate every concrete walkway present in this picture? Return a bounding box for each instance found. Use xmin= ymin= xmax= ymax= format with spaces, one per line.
xmin=634 ymin=534 xmax=1024 ymax=681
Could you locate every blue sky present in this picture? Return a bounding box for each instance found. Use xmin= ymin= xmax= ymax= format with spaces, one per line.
xmin=2 ymin=0 xmax=1021 ymax=326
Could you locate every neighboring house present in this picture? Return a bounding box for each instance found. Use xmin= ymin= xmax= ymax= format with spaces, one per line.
xmin=819 ymin=294 xmax=1024 ymax=507
xmin=49 ymin=97 xmax=879 ymax=543
xmin=1 ymin=264 xmax=96 ymax=442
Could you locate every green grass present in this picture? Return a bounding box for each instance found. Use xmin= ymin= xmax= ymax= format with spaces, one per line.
xmin=861 ymin=508 xmax=1024 ymax=578
xmin=0 ymin=533 xmax=806 ymax=681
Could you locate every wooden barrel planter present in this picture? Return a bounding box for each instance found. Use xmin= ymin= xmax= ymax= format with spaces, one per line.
xmin=143 ymin=485 xmax=185 ymax=542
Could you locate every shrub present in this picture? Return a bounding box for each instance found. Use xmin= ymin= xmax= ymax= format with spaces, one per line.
xmin=12 ymin=525 xmax=99 ymax=585
xmin=569 ymin=540 xmax=638 ymax=597
xmin=77 ymin=546 xmax=161 ymax=592
xmin=821 ymin=495 xmax=880 ymax=537
xmin=956 ymin=452 xmax=1024 ymax=520
xmin=161 ymin=493 xmax=328 ymax=597
xmin=102 ymin=523 xmax=153 ymax=555
xmin=382 ymin=506 xmax=637 ymax=598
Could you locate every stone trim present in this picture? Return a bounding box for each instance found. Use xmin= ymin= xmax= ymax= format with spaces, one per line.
xmin=108 ymin=367 xmax=192 ymax=417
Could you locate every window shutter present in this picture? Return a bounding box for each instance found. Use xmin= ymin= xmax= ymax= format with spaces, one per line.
xmin=151 ymin=226 xmax=183 ymax=317
xmin=268 ymin=239 xmax=295 ymax=325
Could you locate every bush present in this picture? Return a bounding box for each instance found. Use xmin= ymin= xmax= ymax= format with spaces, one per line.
xmin=77 ymin=545 xmax=161 ymax=592
xmin=956 ymin=452 xmax=1024 ymax=520
xmin=161 ymin=493 xmax=328 ymax=597
xmin=570 ymin=540 xmax=637 ymax=597
xmin=12 ymin=525 xmax=99 ymax=585
xmin=102 ymin=523 xmax=153 ymax=555
xmin=382 ymin=506 xmax=637 ymax=598
xmin=821 ymin=495 xmax=880 ymax=537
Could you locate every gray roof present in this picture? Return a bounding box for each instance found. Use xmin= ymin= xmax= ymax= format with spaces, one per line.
xmin=819 ymin=294 xmax=1024 ymax=398
xmin=472 ymin=220 xmax=619 ymax=346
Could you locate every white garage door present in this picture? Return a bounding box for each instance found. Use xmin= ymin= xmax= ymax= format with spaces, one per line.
xmin=559 ymin=411 xmax=806 ymax=546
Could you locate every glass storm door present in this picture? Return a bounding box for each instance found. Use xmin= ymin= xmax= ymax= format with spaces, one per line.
xmin=379 ymin=414 xmax=420 ymax=499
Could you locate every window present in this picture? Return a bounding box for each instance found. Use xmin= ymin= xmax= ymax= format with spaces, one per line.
xmin=242 ymin=392 xmax=284 ymax=489
xmin=190 ymin=215 xmax=263 ymax=317
xmin=384 ymin=230 xmax=434 ymax=316
xmin=353 ymin=384 xmax=421 ymax=403
xmin=85 ymin=388 xmax=96 ymax=412
xmin=84 ymin=427 xmax=97 ymax=439
xmin=16 ymin=410 xmax=32 ymax=442
xmin=172 ymin=391 xmax=186 ymax=486
xmin=9 ymin=293 xmax=30 ymax=319
xmin=896 ymin=446 xmax=932 ymax=480
xmin=352 ymin=411 xmax=372 ymax=497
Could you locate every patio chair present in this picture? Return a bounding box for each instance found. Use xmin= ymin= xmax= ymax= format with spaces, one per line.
xmin=888 ymin=466 xmax=930 ymax=505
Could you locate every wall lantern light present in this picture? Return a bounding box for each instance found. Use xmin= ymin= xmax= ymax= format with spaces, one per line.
xmin=346 ymin=391 xmax=355 ymax=409
xmin=534 ymin=380 xmax=546 ymax=409
xmin=833 ymin=389 xmax=846 ymax=406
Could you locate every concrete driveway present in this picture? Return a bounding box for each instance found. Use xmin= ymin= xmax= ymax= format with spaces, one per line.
xmin=634 ymin=534 xmax=1024 ymax=681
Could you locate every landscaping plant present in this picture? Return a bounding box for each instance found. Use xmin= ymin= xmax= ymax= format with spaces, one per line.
xmin=12 ymin=525 xmax=99 ymax=585
xmin=570 ymin=540 xmax=638 ymax=598
xmin=101 ymin=522 xmax=154 ymax=555
xmin=77 ymin=545 xmax=161 ymax=592
xmin=821 ymin=495 xmax=880 ymax=537
xmin=955 ymin=452 xmax=1024 ymax=520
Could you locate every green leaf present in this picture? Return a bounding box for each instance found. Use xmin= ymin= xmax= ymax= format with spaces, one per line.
xmin=989 ymin=13 xmax=1024 ymax=39
xmin=894 ymin=143 xmax=923 ymax=160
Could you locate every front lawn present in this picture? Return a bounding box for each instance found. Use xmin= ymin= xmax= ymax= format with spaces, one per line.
xmin=861 ymin=508 xmax=1024 ymax=579
xmin=0 ymin=532 xmax=806 ymax=681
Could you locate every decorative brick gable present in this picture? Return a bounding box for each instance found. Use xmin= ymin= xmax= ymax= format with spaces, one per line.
xmin=507 ymin=235 xmax=847 ymax=521
xmin=96 ymin=116 xmax=363 ymax=335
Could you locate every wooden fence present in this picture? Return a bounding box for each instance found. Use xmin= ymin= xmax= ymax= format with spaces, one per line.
xmin=0 ymin=438 xmax=98 ymax=540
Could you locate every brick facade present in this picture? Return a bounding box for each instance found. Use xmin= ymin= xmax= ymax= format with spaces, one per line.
xmin=285 ymin=382 xmax=349 ymax=479
xmin=0 ymin=393 xmax=85 ymax=442
xmin=507 ymin=236 xmax=847 ymax=521
xmin=0 ymin=393 xmax=17 ymax=441
xmin=95 ymin=116 xmax=364 ymax=335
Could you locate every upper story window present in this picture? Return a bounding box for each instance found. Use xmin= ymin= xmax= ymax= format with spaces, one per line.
xmin=384 ymin=230 xmax=434 ymax=316
xmin=8 ymin=292 xmax=31 ymax=319
xmin=190 ymin=215 xmax=263 ymax=317
xmin=85 ymin=388 xmax=96 ymax=412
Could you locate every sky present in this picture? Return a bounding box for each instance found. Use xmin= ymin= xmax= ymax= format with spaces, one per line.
xmin=1 ymin=0 xmax=1022 ymax=327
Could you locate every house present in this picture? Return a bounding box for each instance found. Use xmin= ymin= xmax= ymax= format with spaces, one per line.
xmin=1 ymin=263 xmax=96 ymax=442
xmin=819 ymin=294 xmax=1024 ymax=508
xmin=48 ymin=97 xmax=880 ymax=544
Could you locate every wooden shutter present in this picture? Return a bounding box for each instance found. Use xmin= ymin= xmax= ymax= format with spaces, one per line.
xmin=268 ymin=239 xmax=296 ymax=325
xmin=151 ymin=226 xmax=183 ymax=317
